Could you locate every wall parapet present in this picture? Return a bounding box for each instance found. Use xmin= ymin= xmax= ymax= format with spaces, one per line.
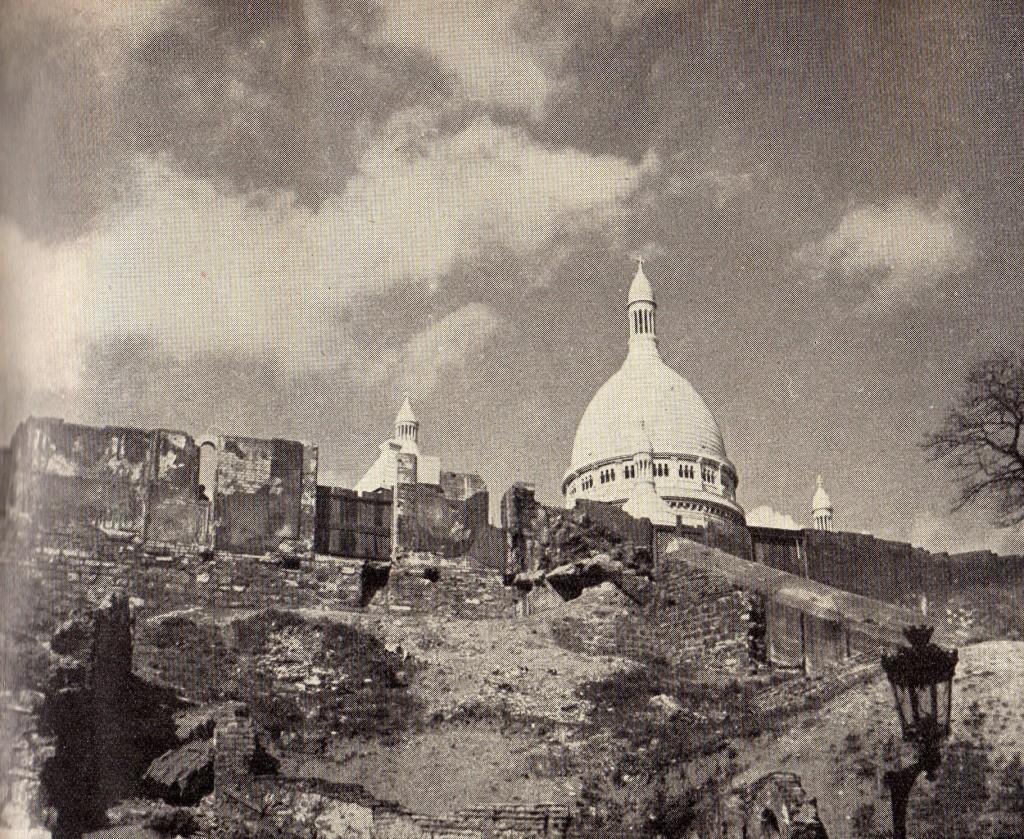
xmin=3 ymin=417 xmax=318 ymax=563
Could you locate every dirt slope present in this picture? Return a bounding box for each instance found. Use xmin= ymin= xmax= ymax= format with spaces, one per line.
xmin=732 ymin=641 xmax=1024 ymax=839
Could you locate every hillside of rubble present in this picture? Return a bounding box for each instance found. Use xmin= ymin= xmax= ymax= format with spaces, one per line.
xmin=5 ymin=547 xmax=1024 ymax=839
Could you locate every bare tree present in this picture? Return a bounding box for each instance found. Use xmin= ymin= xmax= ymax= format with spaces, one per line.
xmin=924 ymin=352 xmax=1024 ymax=527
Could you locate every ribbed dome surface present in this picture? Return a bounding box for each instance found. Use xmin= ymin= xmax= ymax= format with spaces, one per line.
xmin=569 ymin=348 xmax=727 ymax=473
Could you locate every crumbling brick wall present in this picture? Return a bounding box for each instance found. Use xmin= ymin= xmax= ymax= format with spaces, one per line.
xmin=4 ymin=417 xmax=318 ymax=562
xmin=6 ymin=418 xmax=152 ymax=538
xmin=6 ymin=535 xmax=365 ymax=620
xmin=500 ymin=483 xmax=654 ymax=579
xmin=384 ymin=553 xmax=517 ymax=619
xmin=551 ymin=543 xmax=754 ymax=675
xmin=648 ymin=548 xmax=753 ymax=670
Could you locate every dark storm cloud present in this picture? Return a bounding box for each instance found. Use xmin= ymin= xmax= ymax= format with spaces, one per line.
xmin=0 ymin=10 xmax=129 ymax=242
xmin=514 ymin=0 xmax=1022 ymax=209
xmin=1 ymin=0 xmax=455 ymax=241
xmin=122 ymin=0 xmax=454 ymax=206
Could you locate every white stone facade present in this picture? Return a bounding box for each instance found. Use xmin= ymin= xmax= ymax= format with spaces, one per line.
xmin=354 ymin=395 xmax=440 ymax=493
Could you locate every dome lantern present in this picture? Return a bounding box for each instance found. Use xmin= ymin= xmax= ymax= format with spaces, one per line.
xmin=627 ymin=257 xmax=657 ymax=353
xmin=394 ymin=392 xmax=419 ymax=444
xmin=812 ymin=475 xmax=833 ymax=531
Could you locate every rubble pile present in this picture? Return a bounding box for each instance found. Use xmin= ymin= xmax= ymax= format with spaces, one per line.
xmin=510 ymin=507 xmax=656 ymax=605
xmin=140 ymin=609 xmax=415 ymax=747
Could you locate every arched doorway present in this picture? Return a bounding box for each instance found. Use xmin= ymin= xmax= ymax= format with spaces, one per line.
xmin=760 ymin=808 xmax=782 ymax=838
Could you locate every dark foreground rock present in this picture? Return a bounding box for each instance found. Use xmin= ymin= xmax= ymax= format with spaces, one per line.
xmin=30 ymin=593 xmax=183 ymax=838
xmin=143 ymin=740 xmax=215 ymax=805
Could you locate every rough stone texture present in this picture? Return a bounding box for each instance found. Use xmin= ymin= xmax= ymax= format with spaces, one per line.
xmin=540 ymin=553 xmax=654 ymax=605
xmin=214 ymin=765 xmax=571 ymax=839
xmin=751 ymin=658 xmax=878 ymax=727
xmin=439 ymin=470 xmax=487 ymax=502
xmin=385 ymin=553 xmax=517 ymax=619
xmin=142 ymin=739 xmax=214 ymax=804
xmin=93 ymin=795 xmax=200 ymax=837
xmin=1 ymin=689 xmax=53 ymax=838
xmin=715 ymin=772 xmax=820 ymax=839
xmin=6 ymin=536 xmax=365 ymax=621
xmin=500 ymin=484 xmax=654 ymax=585
xmin=4 ymin=417 xmax=317 ymax=562
xmin=13 ymin=591 xmax=185 ymax=838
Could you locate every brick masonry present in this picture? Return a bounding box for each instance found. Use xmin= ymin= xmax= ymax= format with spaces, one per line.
xmin=4 ymin=535 xmax=365 ymax=619
xmin=385 ymin=553 xmax=518 ymax=619
xmin=549 ymin=542 xmax=756 ymax=676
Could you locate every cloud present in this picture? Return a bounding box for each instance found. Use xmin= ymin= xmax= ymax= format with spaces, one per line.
xmin=908 ymin=511 xmax=1024 ymax=557
xmin=662 ymin=149 xmax=755 ymax=208
xmin=377 ymin=0 xmax=550 ymax=112
xmin=0 ymin=0 xmax=455 ymax=240
xmin=1 ymin=113 xmax=643 ymax=419
xmin=746 ymin=505 xmax=801 ymax=530
xmin=397 ymin=303 xmax=502 ymax=399
xmin=796 ymin=198 xmax=975 ymax=312
xmin=523 ymin=1 xmax=682 ymax=162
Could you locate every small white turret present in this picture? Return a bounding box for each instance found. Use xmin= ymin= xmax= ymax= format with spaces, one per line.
xmin=623 ymin=420 xmax=677 ymax=527
xmin=631 ymin=419 xmax=655 ymax=483
xmin=812 ymin=474 xmax=833 ymax=531
xmin=394 ymin=392 xmax=419 ymax=444
xmin=627 ymin=257 xmax=657 ymax=354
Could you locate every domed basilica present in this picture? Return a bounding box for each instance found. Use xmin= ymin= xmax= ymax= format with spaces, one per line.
xmin=562 ymin=261 xmax=745 ymax=529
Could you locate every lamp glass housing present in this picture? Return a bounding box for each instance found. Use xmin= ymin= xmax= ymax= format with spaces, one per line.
xmin=882 ymin=626 xmax=958 ymax=743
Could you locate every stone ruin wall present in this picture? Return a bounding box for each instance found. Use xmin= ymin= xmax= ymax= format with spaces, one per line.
xmin=2 ymin=416 xmax=1018 ymax=671
xmin=750 ymin=525 xmax=1024 ymax=643
xmin=3 ymin=417 xmax=317 ymax=560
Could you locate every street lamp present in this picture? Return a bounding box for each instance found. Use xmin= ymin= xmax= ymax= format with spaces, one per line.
xmin=880 ymin=625 xmax=959 ymax=839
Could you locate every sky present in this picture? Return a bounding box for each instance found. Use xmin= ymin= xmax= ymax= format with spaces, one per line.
xmin=1 ymin=0 xmax=1022 ymax=553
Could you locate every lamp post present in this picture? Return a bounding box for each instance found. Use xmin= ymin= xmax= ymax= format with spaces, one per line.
xmin=880 ymin=625 xmax=958 ymax=839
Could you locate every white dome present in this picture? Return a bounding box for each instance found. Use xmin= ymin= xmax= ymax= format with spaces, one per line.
xmin=569 ymin=349 xmax=728 ymax=474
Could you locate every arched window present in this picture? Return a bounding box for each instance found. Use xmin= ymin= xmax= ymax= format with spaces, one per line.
xmin=198 ymin=441 xmax=217 ymax=503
